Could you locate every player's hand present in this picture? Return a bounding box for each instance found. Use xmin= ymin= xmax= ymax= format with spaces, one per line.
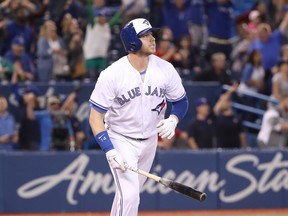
xmin=106 ymin=149 xmax=127 ymax=171
xmin=157 ymin=115 xmax=178 ymax=139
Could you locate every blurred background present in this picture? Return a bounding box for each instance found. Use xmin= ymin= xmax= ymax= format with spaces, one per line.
xmin=0 ymin=0 xmax=288 ymax=214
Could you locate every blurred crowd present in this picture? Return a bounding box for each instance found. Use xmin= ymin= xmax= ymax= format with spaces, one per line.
xmin=2 ymin=0 xmax=288 ymax=151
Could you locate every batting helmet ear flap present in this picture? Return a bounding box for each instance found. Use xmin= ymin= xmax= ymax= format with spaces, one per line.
xmin=120 ymin=22 xmax=142 ymax=53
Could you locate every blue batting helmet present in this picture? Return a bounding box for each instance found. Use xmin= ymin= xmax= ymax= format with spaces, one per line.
xmin=120 ymin=18 xmax=158 ymax=53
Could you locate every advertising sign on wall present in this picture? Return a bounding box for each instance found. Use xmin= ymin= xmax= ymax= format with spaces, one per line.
xmin=0 ymin=149 xmax=287 ymax=213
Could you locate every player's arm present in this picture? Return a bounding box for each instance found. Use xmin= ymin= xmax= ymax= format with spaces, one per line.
xmin=157 ymin=95 xmax=189 ymax=139
xmin=157 ymin=61 xmax=189 ymax=139
xmin=89 ymin=107 xmax=126 ymax=171
xmin=89 ymin=108 xmax=106 ymax=143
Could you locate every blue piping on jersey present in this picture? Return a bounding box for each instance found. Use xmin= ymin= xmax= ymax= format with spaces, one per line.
xmin=89 ymin=99 xmax=108 ymax=113
xmin=166 ymin=92 xmax=187 ymax=102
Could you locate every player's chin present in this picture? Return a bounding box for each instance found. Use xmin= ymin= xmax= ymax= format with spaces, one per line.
xmin=149 ymin=48 xmax=156 ymax=54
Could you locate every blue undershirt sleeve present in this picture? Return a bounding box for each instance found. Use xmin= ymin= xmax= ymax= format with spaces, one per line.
xmin=170 ymin=95 xmax=189 ymax=121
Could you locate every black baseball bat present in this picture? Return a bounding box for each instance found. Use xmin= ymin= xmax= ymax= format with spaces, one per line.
xmin=125 ymin=164 xmax=207 ymax=202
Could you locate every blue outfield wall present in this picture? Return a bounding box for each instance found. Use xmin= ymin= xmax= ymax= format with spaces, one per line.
xmin=0 ymin=149 xmax=288 ymax=213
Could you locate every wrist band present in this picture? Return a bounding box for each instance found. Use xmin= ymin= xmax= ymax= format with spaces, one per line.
xmin=95 ymin=131 xmax=114 ymax=153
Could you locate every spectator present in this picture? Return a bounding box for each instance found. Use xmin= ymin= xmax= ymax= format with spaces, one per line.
xmin=257 ymin=94 xmax=288 ymax=148
xmin=280 ymin=44 xmax=288 ymax=61
xmin=247 ymin=10 xmax=261 ymax=32
xmin=0 ymin=0 xmax=18 ymax=20
xmin=155 ymin=26 xmax=177 ymax=63
xmin=48 ymin=0 xmax=86 ymax=30
xmin=149 ymin=0 xmax=164 ymax=28
xmin=48 ymin=95 xmax=75 ymax=151
xmin=61 ymin=13 xmax=73 ymax=45
xmin=1 ymin=4 xmax=34 ymax=55
xmin=253 ymin=0 xmax=271 ymax=26
xmin=2 ymin=0 xmax=49 ymax=49
xmin=0 ymin=56 xmax=14 ymax=82
xmin=26 ymin=95 xmax=75 ymax=151
xmin=66 ymin=18 xmax=86 ymax=79
xmin=173 ymin=35 xmax=203 ymax=76
xmin=230 ymin=24 xmax=256 ymax=80
xmin=61 ymin=87 xmax=86 ymax=150
xmin=272 ymin=60 xmax=288 ymax=100
xmin=249 ymin=12 xmax=288 ymax=94
xmin=188 ymin=0 xmax=207 ymax=49
xmin=0 ymin=95 xmax=18 ymax=151
xmin=213 ymin=83 xmax=248 ymax=148
xmin=272 ymin=43 xmax=288 ymax=72
xmin=18 ymin=87 xmax=41 ymax=150
xmin=36 ymin=20 xmax=69 ymax=81
xmin=250 ymin=20 xmax=287 ymax=72
xmin=26 ymin=0 xmax=49 ymax=35
xmin=267 ymin=0 xmax=287 ymax=29
xmin=237 ymin=50 xmax=265 ymax=123
xmin=270 ymin=44 xmax=288 ymax=76
xmin=121 ymin=0 xmax=148 ymax=25
xmin=239 ymin=50 xmax=265 ymax=93
xmin=162 ymin=0 xmax=193 ymax=41
xmin=205 ymin=0 xmax=235 ymax=60
xmin=194 ymin=52 xmax=231 ymax=85
xmin=83 ymin=0 xmax=116 ymax=80
xmin=10 ymin=71 xmax=41 ymax=150
xmin=4 ymin=36 xmax=36 ymax=81
xmin=187 ymin=97 xmax=215 ymax=149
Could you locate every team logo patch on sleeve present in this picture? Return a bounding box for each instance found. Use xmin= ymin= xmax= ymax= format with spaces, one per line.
xmin=151 ymin=99 xmax=166 ymax=115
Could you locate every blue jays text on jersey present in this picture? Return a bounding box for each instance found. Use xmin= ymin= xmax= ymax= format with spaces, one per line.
xmin=116 ymin=86 xmax=166 ymax=106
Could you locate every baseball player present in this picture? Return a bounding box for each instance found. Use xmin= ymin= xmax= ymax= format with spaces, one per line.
xmin=89 ymin=18 xmax=189 ymax=216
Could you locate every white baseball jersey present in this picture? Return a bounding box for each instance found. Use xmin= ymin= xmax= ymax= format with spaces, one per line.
xmin=89 ymin=54 xmax=186 ymax=138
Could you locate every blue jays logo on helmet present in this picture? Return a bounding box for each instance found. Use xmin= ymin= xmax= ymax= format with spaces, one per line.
xmin=120 ymin=18 xmax=158 ymax=53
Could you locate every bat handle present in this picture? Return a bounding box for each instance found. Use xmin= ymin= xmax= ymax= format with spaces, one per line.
xmin=125 ymin=164 xmax=138 ymax=172
xmin=125 ymin=164 xmax=161 ymax=182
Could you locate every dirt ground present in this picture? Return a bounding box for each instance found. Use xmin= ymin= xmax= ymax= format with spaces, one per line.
xmin=1 ymin=209 xmax=288 ymax=216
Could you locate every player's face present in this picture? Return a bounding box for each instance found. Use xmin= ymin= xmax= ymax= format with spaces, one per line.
xmin=139 ymin=32 xmax=156 ymax=55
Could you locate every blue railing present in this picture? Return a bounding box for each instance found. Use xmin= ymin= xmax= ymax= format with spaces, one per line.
xmin=222 ymin=85 xmax=279 ymax=131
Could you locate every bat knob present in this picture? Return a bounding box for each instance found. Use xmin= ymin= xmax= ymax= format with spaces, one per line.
xmin=199 ymin=193 xmax=207 ymax=202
